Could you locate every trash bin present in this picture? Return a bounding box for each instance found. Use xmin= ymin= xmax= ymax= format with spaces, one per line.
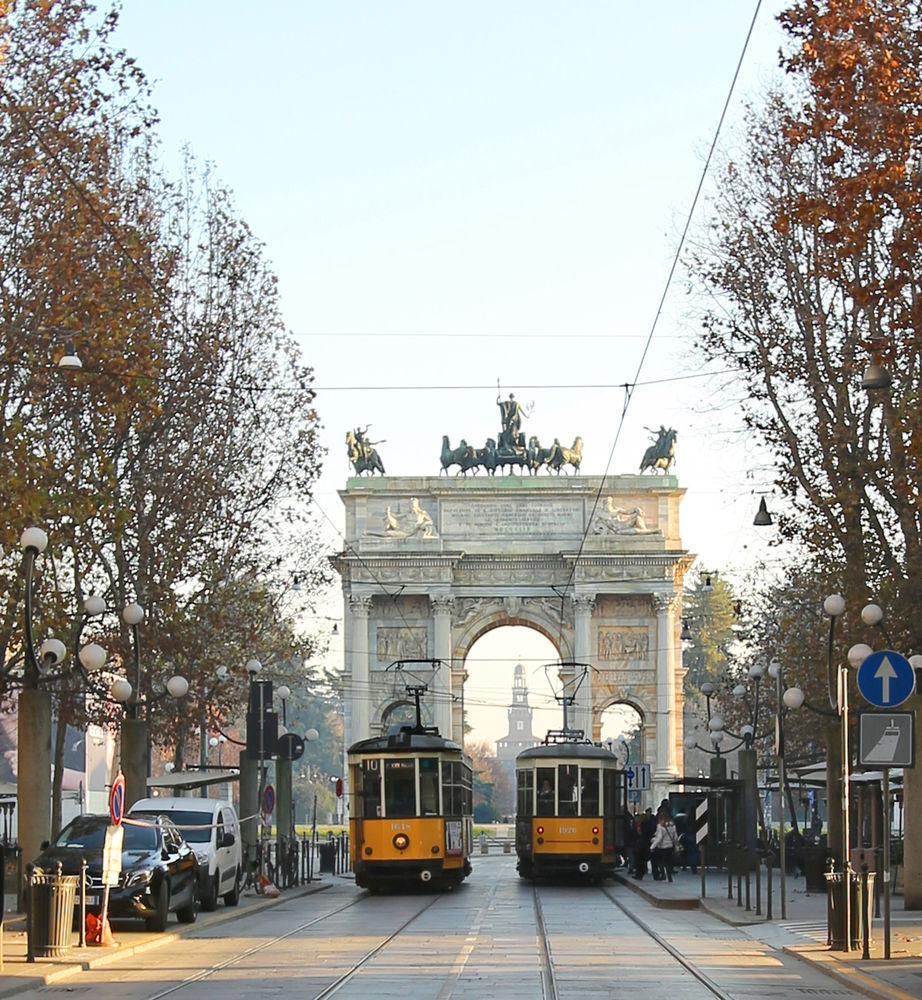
xmin=318 ymin=841 xmax=337 ymax=874
xmin=29 ymin=871 xmax=79 ymax=958
xmin=825 ymin=870 xmax=859 ymax=950
xmin=803 ymin=846 xmax=827 ymax=892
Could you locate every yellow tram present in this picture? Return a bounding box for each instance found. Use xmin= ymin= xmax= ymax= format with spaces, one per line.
xmin=515 ymin=735 xmax=628 ymax=882
xmin=348 ymin=686 xmax=473 ymax=891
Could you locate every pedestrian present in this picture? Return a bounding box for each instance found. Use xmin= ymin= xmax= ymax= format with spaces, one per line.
xmin=651 ymin=812 xmax=678 ymax=882
xmin=634 ymin=808 xmax=656 ymax=880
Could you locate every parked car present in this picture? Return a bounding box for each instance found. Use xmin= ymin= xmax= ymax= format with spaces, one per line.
xmin=130 ymin=798 xmax=242 ymax=911
xmin=32 ymin=813 xmax=199 ymax=931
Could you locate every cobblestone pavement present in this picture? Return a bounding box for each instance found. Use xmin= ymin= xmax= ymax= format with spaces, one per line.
xmin=6 ymin=856 xmax=871 ymax=1000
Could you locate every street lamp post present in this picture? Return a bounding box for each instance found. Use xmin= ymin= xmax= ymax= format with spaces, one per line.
xmin=13 ymin=528 xmax=107 ymax=863
xmin=197 ymin=666 xmax=229 ymax=798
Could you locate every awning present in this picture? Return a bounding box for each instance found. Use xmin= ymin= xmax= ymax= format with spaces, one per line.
xmin=147 ymin=769 xmax=239 ymax=791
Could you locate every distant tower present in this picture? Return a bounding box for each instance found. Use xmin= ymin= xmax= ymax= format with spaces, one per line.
xmin=495 ymin=664 xmax=539 ymax=816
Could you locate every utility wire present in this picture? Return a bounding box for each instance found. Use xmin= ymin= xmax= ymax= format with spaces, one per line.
xmin=37 ymin=359 xmax=736 ymax=396
xmin=554 ymin=0 xmax=763 ymax=647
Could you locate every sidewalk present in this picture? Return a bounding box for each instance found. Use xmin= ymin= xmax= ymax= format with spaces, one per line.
xmin=0 ymin=880 xmax=331 ymax=999
xmin=614 ymin=866 xmax=922 ymax=1000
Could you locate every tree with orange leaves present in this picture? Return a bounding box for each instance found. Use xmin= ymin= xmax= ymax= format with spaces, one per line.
xmin=691 ymin=0 xmax=921 ymax=899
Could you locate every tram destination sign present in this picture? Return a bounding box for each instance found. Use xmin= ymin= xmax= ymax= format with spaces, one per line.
xmin=858 ymin=711 xmax=915 ymax=769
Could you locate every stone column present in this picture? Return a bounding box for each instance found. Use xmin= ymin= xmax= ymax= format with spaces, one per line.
xmin=348 ymin=594 xmax=373 ymax=744
xmin=653 ymin=592 xmax=680 ymax=792
xmin=432 ymin=596 xmax=454 ymax=739
xmin=572 ymin=595 xmax=595 ymax=736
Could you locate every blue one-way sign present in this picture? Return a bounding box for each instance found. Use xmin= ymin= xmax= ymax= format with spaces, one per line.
xmin=857 ymin=650 xmax=916 ymax=709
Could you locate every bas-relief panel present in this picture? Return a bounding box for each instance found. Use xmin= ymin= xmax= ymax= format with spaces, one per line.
xmin=452 ymin=595 xmax=574 ymax=630
xmin=375 ymin=627 xmax=428 ymax=662
xmin=597 ymin=626 xmax=650 ymax=661
xmin=595 ymin=595 xmax=652 ymax=616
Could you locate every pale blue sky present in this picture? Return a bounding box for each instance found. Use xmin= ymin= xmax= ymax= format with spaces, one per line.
xmin=114 ymin=2 xmax=790 ymax=743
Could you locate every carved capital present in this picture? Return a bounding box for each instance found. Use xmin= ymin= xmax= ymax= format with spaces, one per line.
xmin=431 ymin=595 xmax=455 ymax=617
xmin=652 ymin=592 xmax=679 ymax=614
xmin=572 ymin=594 xmax=596 ymax=616
xmin=348 ymin=593 xmax=375 ymax=615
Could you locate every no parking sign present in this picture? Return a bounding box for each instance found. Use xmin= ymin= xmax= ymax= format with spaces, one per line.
xmin=109 ymin=772 xmax=126 ymax=826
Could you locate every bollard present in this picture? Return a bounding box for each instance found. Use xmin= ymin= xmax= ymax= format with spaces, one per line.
xmin=25 ymin=867 xmax=34 ymax=964
xmin=755 ymin=857 xmax=761 ymax=916
xmin=737 ymin=872 xmax=742 ymax=907
xmin=79 ymin=859 xmax=87 ymax=948
xmin=745 ymin=869 xmax=751 ymax=911
xmin=766 ymin=852 xmax=773 ymax=921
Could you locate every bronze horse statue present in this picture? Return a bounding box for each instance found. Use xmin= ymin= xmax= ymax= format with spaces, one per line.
xmin=548 ymin=436 xmax=583 ymax=475
xmin=346 ymin=430 xmax=385 ymax=476
xmin=440 ymin=435 xmax=477 ymax=475
xmin=527 ymin=436 xmax=558 ymax=475
xmin=640 ymin=428 xmax=677 ymax=475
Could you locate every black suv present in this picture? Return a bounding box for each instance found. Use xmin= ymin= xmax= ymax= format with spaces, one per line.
xmin=33 ymin=813 xmax=199 ymax=931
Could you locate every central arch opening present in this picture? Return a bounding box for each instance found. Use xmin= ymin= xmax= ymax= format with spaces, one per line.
xmin=461 ymin=625 xmax=563 ymax=823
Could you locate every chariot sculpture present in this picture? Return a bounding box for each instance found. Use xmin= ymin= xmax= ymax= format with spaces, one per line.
xmin=439 ymin=391 xmax=582 ymax=476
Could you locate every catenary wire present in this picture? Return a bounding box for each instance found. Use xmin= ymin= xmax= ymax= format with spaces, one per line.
xmin=553 ymin=0 xmax=763 ymax=647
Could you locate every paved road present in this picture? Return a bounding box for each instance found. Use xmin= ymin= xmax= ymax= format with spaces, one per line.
xmin=13 ymin=855 xmax=867 ymax=999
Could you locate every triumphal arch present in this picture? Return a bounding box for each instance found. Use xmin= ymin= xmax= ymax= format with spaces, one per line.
xmin=334 ymin=440 xmax=693 ymax=794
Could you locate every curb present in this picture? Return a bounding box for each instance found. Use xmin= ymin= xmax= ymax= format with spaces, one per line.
xmin=0 ymin=881 xmax=331 ymax=999
xmin=611 ymin=873 xmax=699 ymax=910
xmin=700 ymin=897 xmax=767 ymax=928
xmin=783 ymin=945 xmax=921 ymax=1000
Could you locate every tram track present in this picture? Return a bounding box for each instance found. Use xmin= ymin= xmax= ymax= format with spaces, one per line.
xmin=600 ymin=885 xmax=734 ymax=1000
xmin=532 ymin=885 xmax=560 ymax=1000
xmin=310 ymin=891 xmax=444 ymax=999
xmin=140 ymin=890 xmax=443 ymax=1000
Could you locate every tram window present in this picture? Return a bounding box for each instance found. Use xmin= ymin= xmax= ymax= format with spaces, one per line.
xmin=603 ymin=768 xmax=617 ymax=818
xmin=558 ymin=764 xmax=579 ymax=817
xmin=580 ymin=768 xmax=600 ymax=816
xmin=536 ymin=767 xmax=555 ymax=817
xmin=384 ymin=759 xmax=417 ymax=818
xmin=517 ymin=769 xmax=534 ymax=817
xmin=461 ymin=763 xmax=473 ymax=815
xmin=442 ymin=760 xmax=464 ymax=815
xmin=361 ymin=761 xmax=382 ymax=818
xmin=419 ymin=758 xmax=440 ymax=815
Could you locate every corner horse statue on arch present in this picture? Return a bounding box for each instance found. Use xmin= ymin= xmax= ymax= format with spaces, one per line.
xmin=347 ymin=426 xmax=386 ymax=476
xmin=639 ymin=426 xmax=677 ymax=475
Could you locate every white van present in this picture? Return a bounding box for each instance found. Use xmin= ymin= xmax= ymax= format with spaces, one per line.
xmin=130 ymin=798 xmax=242 ymax=910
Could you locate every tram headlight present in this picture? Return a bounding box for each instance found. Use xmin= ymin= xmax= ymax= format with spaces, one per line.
xmin=392 ymin=833 xmax=410 ymax=851
xmin=592 ymin=826 xmax=599 ymax=835
xmin=536 ymin=826 xmax=544 ymax=836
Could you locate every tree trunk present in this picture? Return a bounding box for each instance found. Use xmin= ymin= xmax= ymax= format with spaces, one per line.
xmin=51 ymin=699 xmax=66 ymax=838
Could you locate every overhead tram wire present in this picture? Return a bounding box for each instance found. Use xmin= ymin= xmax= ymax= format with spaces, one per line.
xmin=32 ymin=358 xmax=737 ymax=396
xmin=554 ymin=0 xmax=763 ymax=647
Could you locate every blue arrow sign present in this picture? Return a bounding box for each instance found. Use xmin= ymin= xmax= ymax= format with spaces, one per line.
xmin=857 ymin=650 xmax=916 ymax=708
xmin=626 ymin=768 xmax=635 ymax=786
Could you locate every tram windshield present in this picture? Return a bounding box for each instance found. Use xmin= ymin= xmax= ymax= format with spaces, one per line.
xmin=352 ymin=755 xmax=473 ymax=818
xmin=518 ymin=762 xmax=613 ymax=817
xmin=384 ymin=759 xmax=416 ymax=818
xmin=536 ymin=767 xmax=555 ymax=817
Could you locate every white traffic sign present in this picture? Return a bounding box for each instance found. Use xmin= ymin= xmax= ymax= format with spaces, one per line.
xmin=857 ymin=650 xmax=916 ymax=709
xmin=625 ymin=763 xmax=651 ymax=792
xmin=102 ymin=824 xmax=124 ymax=887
